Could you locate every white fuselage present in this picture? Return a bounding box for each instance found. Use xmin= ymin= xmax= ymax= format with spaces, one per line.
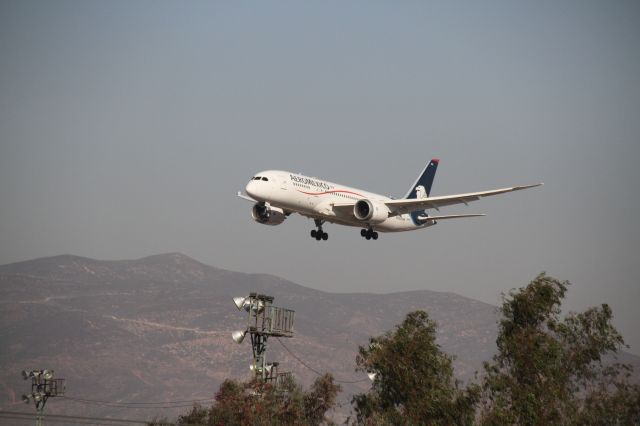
xmin=245 ymin=170 xmax=429 ymax=232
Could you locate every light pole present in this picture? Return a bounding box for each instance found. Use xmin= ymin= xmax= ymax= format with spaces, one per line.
xmin=232 ymin=293 xmax=294 ymax=387
xmin=21 ymin=370 xmax=65 ymax=426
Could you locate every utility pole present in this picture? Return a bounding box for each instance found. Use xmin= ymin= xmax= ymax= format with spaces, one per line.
xmin=232 ymin=293 xmax=294 ymax=388
xmin=21 ymin=370 xmax=65 ymax=426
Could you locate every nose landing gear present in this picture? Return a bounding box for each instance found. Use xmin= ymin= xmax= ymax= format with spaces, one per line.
xmin=311 ymin=219 xmax=328 ymax=241
xmin=360 ymin=228 xmax=378 ymax=240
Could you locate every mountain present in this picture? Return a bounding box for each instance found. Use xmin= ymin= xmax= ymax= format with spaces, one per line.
xmin=0 ymin=253 xmax=637 ymax=422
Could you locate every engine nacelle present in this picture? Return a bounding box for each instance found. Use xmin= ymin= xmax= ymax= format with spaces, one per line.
xmin=252 ymin=203 xmax=286 ymax=226
xmin=353 ymin=199 xmax=389 ymax=224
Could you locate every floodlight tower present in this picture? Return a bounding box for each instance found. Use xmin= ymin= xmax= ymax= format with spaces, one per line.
xmin=232 ymin=293 xmax=294 ymax=384
xmin=21 ymin=369 xmax=65 ymax=426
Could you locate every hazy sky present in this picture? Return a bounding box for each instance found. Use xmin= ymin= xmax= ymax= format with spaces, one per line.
xmin=1 ymin=1 xmax=639 ymax=353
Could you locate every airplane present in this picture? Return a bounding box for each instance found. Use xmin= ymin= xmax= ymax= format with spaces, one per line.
xmin=237 ymin=159 xmax=542 ymax=241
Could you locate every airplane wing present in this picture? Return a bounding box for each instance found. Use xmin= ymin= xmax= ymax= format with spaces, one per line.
xmin=385 ymin=183 xmax=542 ymax=217
xmin=329 ymin=201 xmax=486 ymax=223
xmin=330 ymin=202 xmax=356 ymax=216
xmin=237 ymin=191 xmax=257 ymax=203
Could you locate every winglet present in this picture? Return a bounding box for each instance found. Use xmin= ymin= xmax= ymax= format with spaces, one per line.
xmin=513 ymin=183 xmax=544 ymax=191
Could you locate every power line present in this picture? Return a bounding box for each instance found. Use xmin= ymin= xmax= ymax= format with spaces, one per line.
xmin=275 ymin=337 xmax=369 ymax=384
xmin=0 ymin=411 xmax=206 ymax=426
xmin=0 ymin=411 xmax=210 ymax=426
xmin=0 ymin=416 xmax=134 ymax=426
xmin=62 ymin=396 xmax=210 ymax=409
xmin=62 ymin=395 xmax=214 ymax=406
xmin=0 ymin=410 xmax=148 ymax=425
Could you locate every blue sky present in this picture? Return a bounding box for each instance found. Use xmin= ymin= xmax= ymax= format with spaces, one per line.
xmin=1 ymin=1 xmax=639 ymax=353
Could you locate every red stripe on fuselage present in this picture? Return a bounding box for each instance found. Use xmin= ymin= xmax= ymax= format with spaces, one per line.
xmin=297 ymin=189 xmax=365 ymax=197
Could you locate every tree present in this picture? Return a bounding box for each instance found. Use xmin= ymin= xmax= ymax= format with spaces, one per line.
xmin=177 ymin=403 xmax=209 ymax=425
xmin=352 ymin=310 xmax=480 ymax=425
xmin=577 ymin=380 xmax=640 ymax=425
xmin=480 ymin=273 xmax=639 ymax=425
xmin=303 ymin=373 xmax=342 ymax=425
xmin=166 ymin=373 xmax=341 ymax=425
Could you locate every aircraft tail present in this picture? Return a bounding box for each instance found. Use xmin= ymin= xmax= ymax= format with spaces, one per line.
xmin=404 ymin=158 xmax=439 ymax=199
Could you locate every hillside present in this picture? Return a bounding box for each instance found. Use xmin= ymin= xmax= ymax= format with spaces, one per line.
xmin=0 ymin=253 xmax=636 ymax=421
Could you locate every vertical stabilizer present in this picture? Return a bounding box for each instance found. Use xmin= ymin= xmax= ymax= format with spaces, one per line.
xmin=404 ymin=158 xmax=439 ymax=199
xmin=405 ymin=158 xmax=439 ymax=226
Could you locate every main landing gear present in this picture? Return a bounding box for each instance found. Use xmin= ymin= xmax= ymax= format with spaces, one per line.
xmin=361 ymin=228 xmax=378 ymax=240
xmin=311 ymin=219 xmax=328 ymax=241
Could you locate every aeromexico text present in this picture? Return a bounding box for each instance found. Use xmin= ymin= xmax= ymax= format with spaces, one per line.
xmin=290 ymin=174 xmax=332 ymax=190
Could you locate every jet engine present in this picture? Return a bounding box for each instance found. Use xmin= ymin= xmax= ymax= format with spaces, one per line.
xmin=353 ymin=199 xmax=389 ymax=224
xmin=252 ymin=203 xmax=286 ymax=226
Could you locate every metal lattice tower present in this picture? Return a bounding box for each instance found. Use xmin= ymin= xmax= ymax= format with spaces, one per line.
xmin=232 ymin=293 xmax=294 ymax=385
xmin=21 ymin=370 xmax=65 ymax=426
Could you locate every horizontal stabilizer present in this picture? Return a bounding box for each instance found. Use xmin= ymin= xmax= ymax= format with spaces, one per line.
xmin=417 ymin=213 xmax=486 ymax=221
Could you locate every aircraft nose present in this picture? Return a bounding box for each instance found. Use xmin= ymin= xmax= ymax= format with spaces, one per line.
xmin=246 ymin=180 xmax=258 ymax=199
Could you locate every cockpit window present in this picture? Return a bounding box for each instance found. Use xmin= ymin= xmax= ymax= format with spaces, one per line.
xmin=261 ymin=177 xmax=268 ymax=181
xmin=253 ymin=176 xmax=261 ymax=180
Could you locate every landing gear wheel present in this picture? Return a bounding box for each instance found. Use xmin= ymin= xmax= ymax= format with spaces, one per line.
xmin=311 ymin=219 xmax=328 ymax=241
xmin=360 ymin=227 xmax=378 ymax=241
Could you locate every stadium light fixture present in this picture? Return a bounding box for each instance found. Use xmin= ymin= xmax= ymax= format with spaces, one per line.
xmin=253 ymin=300 xmax=265 ymax=312
xmin=250 ymin=363 xmax=276 ymax=374
xmin=233 ymin=295 xmax=265 ymax=312
xmin=232 ymin=330 xmax=247 ymax=344
xmin=22 ymin=370 xmax=45 ymax=380
xmin=233 ymin=296 xmax=248 ymax=310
